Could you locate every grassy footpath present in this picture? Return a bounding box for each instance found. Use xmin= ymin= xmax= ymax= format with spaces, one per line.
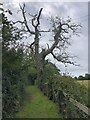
xmin=15 ymin=85 xmax=62 ymax=118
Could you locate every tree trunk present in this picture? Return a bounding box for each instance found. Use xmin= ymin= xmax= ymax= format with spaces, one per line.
xmin=36 ymin=54 xmax=45 ymax=89
xmin=34 ymin=27 xmax=44 ymax=88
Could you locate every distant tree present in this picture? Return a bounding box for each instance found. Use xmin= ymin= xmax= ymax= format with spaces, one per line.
xmin=78 ymin=75 xmax=84 ymax=80
xmin=74 ymin=76 xmax=78 ymax=80
xmin=85 ymin=73 xmax=90 ymax=80
xmin=77 ymin=74 xmax=90 ymax=80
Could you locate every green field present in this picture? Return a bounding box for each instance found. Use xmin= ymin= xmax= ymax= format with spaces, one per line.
xmin=15 ymin=85 xmax=62 ymax=118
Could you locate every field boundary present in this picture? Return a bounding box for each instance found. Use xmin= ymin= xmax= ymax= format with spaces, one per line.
xmin=63 ymin=92 xmax=90 ymax=116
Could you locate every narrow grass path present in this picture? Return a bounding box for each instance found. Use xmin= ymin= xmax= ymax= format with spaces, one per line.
xmin=15 ymin=85 xmax=62 ymax=118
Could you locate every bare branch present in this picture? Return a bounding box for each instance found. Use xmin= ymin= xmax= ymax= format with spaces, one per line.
xmin=5 ymin=9 xmax=13 ymax=15
xmin=41 ymin=16 xmax=81 ymax=60
xmin=41 ymin=23 xmax=62 ymax=58
xmin=31 ymin=8 xmax=43 ymax=28
xmin=19 ymin=3 xmax=35 ymax=35
xmin=12 ymin=21 xmax=24 ymax=24
xmin=24 ymin=41 xmax=35 ymax=53
xmin=30 ymin=41 xmax=35 ymax=48
xmin=36 ymin=8 xmax=43 ymax=27
xmin=47 ymin=43 xmax=49 ymax=49
xmin=39 ymin=29 xmax=50 ymax=33
xmin=51 ymin=52 xmax=80 ymax=66
xmin=32 ymin=17 xmax=36 ymax=27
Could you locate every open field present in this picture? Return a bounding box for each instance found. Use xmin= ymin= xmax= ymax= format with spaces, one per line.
xmin=77 ymin=80 xmax=90 ymax=88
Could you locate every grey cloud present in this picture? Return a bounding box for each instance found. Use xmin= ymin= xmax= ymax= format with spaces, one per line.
xmin=3 ymin=2 xmax=88 ymax=77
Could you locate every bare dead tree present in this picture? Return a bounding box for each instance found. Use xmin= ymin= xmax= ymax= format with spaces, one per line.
xmin=12 ymin=3 xmax=81 ymax=87
xmin=40 ymin=17 xmax=81 ymax=65
xmin=18 ymin=4 xmax=50 ymax=86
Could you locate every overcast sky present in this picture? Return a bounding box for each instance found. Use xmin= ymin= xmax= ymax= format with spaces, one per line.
xmin=2 ymin=0 xmax=89 ymax=77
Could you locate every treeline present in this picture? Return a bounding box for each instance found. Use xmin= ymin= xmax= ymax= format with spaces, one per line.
xmin=74 ymin=74 xmax=90 ymax=80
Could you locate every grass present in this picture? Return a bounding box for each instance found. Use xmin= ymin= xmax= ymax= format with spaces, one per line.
xmin=15 ymin=85 xmax=62 ymax=118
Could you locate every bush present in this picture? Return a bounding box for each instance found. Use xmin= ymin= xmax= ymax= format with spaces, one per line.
xmin=41 ymin=61 xmax=89 ymax=118
xmin=2 ymin=13 xmax=28 ymax=118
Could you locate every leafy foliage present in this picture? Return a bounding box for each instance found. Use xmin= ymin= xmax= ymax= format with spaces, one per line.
xmin=27 ymin=58 xmax=37 ymax=85
xmin=40 ymin=61 xmax=89 ymax=118
xmin=2 ymin=13 xmax=28 ymax=118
